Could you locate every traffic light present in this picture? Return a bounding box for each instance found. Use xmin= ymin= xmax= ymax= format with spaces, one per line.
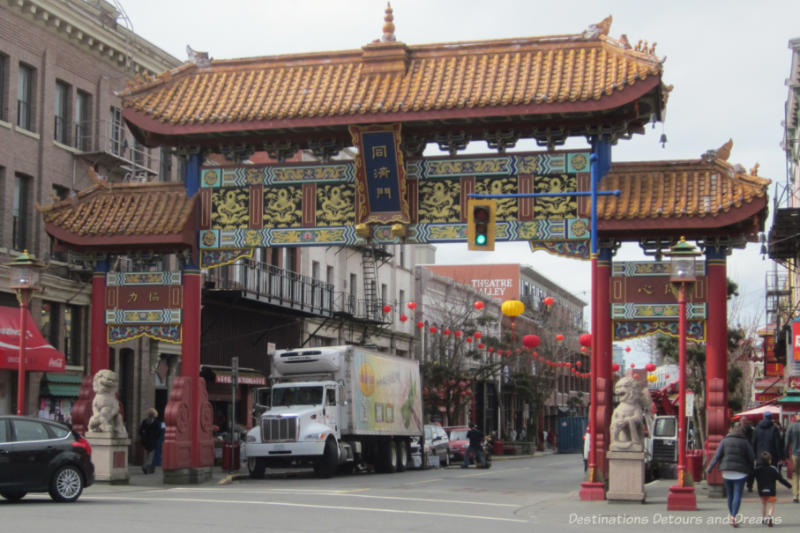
xmin=467 ymin=199 xmax=496 ymax=251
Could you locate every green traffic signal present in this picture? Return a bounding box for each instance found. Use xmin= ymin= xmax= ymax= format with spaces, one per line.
xmin=476 ymin=233 xmax=487 ymax=245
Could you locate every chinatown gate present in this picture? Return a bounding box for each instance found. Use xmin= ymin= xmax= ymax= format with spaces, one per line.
xmin=39 ymin=8 xmax=769 ymax=493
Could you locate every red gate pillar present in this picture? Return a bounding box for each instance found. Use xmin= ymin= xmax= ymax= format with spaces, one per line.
xmin=704 ymin=246 xmax=729 ymax=495
xmin=71 ymin=259 xmax=109 ymax=434
xmin=595 ymin=246 xmax=613 ymax=481
xmin=581 ymin=245 xmax=613 ymax=499
xmin=90 ymin=261 xmax=109 ymax=374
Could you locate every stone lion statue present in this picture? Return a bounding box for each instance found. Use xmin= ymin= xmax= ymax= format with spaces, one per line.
xmin=609 ymin=376 xmax=650 ymax=451
xmin=88 ymin=369 xmax=128 ymax=438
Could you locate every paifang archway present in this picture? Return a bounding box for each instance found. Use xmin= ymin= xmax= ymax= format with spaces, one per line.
xmin=39 ymin=8 xmax=769 ymax=492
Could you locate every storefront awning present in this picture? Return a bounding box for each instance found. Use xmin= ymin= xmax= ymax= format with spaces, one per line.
xmin=0 ymin=306 xmax=66 ymax=372
xmin=200 ymin=365 xmax=266 ymax=386
xmin=39 ymin=373 xmax=82 ymax=397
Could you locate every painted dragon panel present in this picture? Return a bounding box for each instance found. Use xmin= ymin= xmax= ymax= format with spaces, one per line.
xmin=475 ymin=176 xmax=517 ymax=220
xmin=316 ymin=183 xmax=355 ymax=226
xmin=417 ymin=179 xmax=461 ymax=223
xmin=533 ymin=174 xmax=577 ymax=219
xmin=211 ymin=187 xmax=249 ymax=229
xmin=264 ymin=185 xmax=302 ymax=228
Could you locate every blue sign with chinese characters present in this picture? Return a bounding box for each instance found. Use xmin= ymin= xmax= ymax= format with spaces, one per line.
xmin=349 ymin=124 xmax=409 ymax=224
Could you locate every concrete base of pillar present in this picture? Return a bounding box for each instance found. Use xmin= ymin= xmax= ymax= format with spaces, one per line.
xmin=86 ymin=433 xmax=130 ymax=484
xmin=579 ymin=481 xmax=606 ymax=500
xmin=163 ymin=466 xmax=212 ymax=484
xmin=606 ymin=450 xmax=646 ymax=502
xmin=667 ymin=484 xmax=698 ymax=510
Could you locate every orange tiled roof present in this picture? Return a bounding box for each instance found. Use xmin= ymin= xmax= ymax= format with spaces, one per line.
xmin=37 ymin=169 xmax=196 ymax=246
xmin=121 ymin=16 xmax=665 ymax=136
xmin=594 ymin=141 xmax=769 ymax=232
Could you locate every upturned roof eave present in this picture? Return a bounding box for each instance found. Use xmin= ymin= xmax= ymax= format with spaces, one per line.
xmin=123 ymin=77 xmax=661 ymax=147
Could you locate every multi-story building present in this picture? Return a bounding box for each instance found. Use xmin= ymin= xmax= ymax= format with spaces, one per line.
xmin=0 ymin=0 xmax=181 ymax=424
xmin=766 ymin=36 xmax=800 ymax=402
xmin=419 ymin=263 xmax=588 ymax=441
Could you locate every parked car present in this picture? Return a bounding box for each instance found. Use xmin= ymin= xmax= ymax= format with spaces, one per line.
xmin=411 ymin=424 xmax=450 ymax=467
xmin=0 ymin=415 xmax=94 ymax=502
xmin=445 ymin=425 xmax=471 ymax=462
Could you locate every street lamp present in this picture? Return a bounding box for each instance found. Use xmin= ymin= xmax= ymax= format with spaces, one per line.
xmin=666 ymin=236 xmax=700 ymax=511
xmin=5 ymin=250 xmax=44 ymax=416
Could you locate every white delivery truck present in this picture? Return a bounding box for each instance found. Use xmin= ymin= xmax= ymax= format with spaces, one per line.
xmin=245 ymin=345 xmax=423 ymax=478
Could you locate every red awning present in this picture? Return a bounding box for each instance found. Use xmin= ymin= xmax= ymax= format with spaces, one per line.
xmin=732 ymin=404 xmax=781 ymax=421
xmin=0 ymin=306 xmax=66 ymax=372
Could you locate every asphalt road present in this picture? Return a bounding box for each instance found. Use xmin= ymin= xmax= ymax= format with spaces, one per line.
xmin=3 ymin=454 xmax=799 ymax=532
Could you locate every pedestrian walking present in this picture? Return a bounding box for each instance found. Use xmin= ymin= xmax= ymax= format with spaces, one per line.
xmin=785 ymin=414 xmax=800 ymax=503
xmin=754 ymin=451 xmax=791 ymax=527
xmin=461 ymin=424 xmax=486 ymax=468
xmin=706 ymin=421 xmax=755 ymax=528
xmin=750 ymin=412 xmax=784 ymax=492
xmin=139 ymin=408 xmax=161 ymax=474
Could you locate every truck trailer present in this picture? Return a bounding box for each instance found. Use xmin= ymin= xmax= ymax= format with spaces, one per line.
xmin=245 ymin=345 xmax=423 ymax=478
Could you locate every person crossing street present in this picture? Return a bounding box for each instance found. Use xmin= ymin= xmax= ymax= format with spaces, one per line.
xmin=461 ymin=424 xmax=486 ymax=468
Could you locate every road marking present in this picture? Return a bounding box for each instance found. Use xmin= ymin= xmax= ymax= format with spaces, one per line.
xmin=404 ymin=477 xmax=442 ymax=485
xmin=87 ymin=495 xmax=527 ymax=523
xmin=335 ymin=488 xmax=370 ymax=493
xmin=167 ymin=487 xmax=517 ymax=507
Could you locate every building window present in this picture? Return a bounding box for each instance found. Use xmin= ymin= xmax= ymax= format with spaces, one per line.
xmin=54 ymin=80 xmax=70 ymax=143
xmin=17 ymin=63 xmax=34 ymax=131
xmin=74 ymin=90 xmax=91 ymax=150
xmin=109 ymin=106 xmax=124 ymax=155
xmin=64 ymin=305 xmax=82 ymax=366
xmin=12 ymin=173 xmax=31 ymax=251
xmin=326 ymin=265 xmax=334 ymax=285
xmin=381 ymin=283 xmax=388 ymax=305
xmin=312 ymin=260 xmax=320 ymax=281
xmin=399 ymin=289 xmax=406 ymax=310
xmin=399 ymin=246 xmax=406 ymax=269
xmin=159 ymin=147 xmax=172 ymax=181
xmin=0 ymin=54 xmax=8 ymax=121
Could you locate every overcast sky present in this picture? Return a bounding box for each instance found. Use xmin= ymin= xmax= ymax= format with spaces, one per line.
xmin=120 ymin=0 xmax=800 ymax=364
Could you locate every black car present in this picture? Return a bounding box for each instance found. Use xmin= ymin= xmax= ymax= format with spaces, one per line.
xmin=0 ymin=415 xmax=94 ymax=502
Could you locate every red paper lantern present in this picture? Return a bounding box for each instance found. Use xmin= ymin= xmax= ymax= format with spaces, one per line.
xmin=533 ymin=352 xmax=539 ymax=358
xmin=645 ymin=363 xmax=657 ymax=372
xmin=478 ymin=343 xmax=484 ymax=349
xmin=429 ymin=326 xmax=437 ymax=334
xmin=522 ymin=334 xmax=540 ymax=348
xmin=443 ymin=329 xmax=451 ymax=336
xmin=612 ymin=363 xmax=620 ymax=371
xmin=580 ymin=346 xmax=587 ymax=353
xmin=575 ymin=361 xmax=582 ymax=367
xmin=665 ymin=374 xmax=670 ymax=379
xmin=399 ymin=314 xmax=408 ymax=322
xmin=579 ymin=333 xmax=592 ymax=347
xmin=625 ymin=346 xmax=631 ymax=353
xmin=630 ymin=363 xmax=635 ymax=368
xmin=454 ymin=330 xmax=462 ymax=338
xmin=466 ymin=336 xmax=472 ymax=343
xmin=382 ymin=305 xmax=392 ymax=313
xmin=555 ymin=333 xmax=564 ymax=341
xmin=474 ymin=332 xmax=482 ymax=339
xmin=474 ymin=301 xmax=485 ymax=310
xmin=488 ymin=347 xmax=494 ymax=353
xmin=407 ymin=301 xmax=417 ymax=310
xmin=505 ymin=350 xmax=511 ymax=356
xmin=543 ymin=296 xmax=554 ymax=306
xmin=416 ymin=321 xmax=424 ymax=329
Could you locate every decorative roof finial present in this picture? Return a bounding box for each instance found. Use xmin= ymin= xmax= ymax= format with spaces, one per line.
xmin=382 ymin=2 xmax=396 ymax=42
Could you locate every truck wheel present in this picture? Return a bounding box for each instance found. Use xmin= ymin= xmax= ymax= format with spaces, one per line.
xmin=248 ymin=458 xmax=266 ymax=479
xmin=314 ymin=438 xmax=338 ymax=478
xmin=395 ymin=440 xmax=408 ymax=472
xmin=382 ymin=440 xmax=398 ymax=473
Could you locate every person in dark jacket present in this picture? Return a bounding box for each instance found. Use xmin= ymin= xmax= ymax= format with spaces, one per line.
xmin=139 ymin=408 xmax=162 ymax=474
xmin=461 ymin=424 xmax=486 ymax=468
xmin=707 ymin=422 xmax=755 ymax=527
xmin=754 ymin=451 xmax=791 ymax=527
xmin=785 ymin=414 xmax=800 ymax=503
xmin=750 ymin=412 xmax=784 ymax=490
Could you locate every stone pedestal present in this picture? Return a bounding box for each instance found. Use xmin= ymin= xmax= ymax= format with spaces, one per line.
xmin=86 ymin=433 xmax=130 ymax=484
xmin=606 ymin=450 xmax=645 ymax=502
xmin=163 ymin=467 xmax=212 ymax=484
